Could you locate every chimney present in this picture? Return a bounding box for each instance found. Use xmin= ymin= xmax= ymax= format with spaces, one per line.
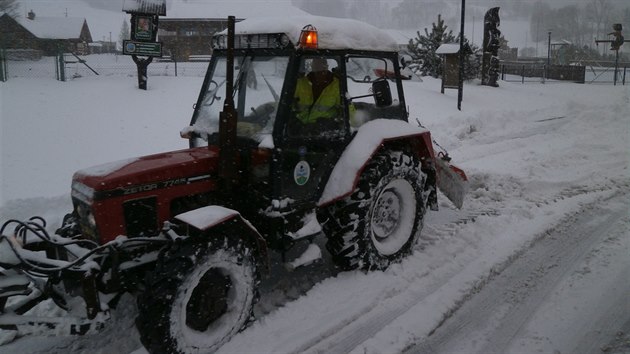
xmin=27 ymin=10 xmax=36 ymax=20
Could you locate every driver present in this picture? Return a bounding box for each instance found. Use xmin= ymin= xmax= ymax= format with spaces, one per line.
xmin=293 ymin=58 xmax=343 ymax=127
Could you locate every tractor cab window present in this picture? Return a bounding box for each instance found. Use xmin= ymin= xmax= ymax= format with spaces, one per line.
xmin=189 ymin=55 xmax=289 ymax=146
xmin=288 ymin=56 xmax=345 ymax=138
xmin=345 ymin=56 xmax=401 ymax=131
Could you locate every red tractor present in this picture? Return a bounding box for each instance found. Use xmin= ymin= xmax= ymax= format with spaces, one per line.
xmin=0 ymin=16 xmax=467 ymax=353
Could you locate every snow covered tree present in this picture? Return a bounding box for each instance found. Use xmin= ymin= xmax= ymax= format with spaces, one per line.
xmin=118 ymin=20 xmax=130 ymax=51
xmin=407 ymin=14 xmax=456 ymax=78
xmin=585 ymin=0 xmax=613 ymax=42
xmin=461 ymin=40 xmax=481 ymax=81
xmin=0 ymin=0 xmax=19 ymax=18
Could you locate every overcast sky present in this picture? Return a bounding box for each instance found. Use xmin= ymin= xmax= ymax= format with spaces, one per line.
xmin=14 ymin=0 xmax=629 ymax=15
xmin=56 ymin=0 xmax=630 ymax=13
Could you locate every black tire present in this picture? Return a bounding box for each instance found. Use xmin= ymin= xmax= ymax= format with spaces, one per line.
xmin=136 ymin=238 xmax=258 ymax=354
xmin=321 ymin=150 xmax=427 ymax=270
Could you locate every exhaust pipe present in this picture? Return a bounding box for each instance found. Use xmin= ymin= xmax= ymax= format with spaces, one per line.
xmin=218 ymin=15 xmax=237 ymax=193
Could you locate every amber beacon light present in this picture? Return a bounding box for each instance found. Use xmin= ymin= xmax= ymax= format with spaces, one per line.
xmin=299 ymin=24 xmax=318 ymax=49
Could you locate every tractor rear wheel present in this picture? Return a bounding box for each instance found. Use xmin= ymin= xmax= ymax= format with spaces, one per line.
xmin=321 ymin=150 xmax=427 ymax=270
xmin=136 ymin=238 xmax=258 ymax=354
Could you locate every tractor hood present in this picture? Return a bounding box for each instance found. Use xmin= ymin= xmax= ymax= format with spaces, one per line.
xmin=72 ymin=147 xmax=218 ymax=200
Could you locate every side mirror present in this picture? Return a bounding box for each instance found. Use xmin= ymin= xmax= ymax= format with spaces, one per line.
xmin=372 ymin=79 xmax=392 ymax=107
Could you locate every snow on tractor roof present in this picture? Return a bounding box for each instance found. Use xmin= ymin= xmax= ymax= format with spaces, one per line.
xmin=225 ymin=15 xmax=399 ymax=52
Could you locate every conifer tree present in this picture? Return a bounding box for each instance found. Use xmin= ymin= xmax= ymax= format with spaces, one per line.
xmin=118 ymin=21 xmax=130 ymax=51
xmin=407 ymin=14 xmax=456 ymax=78
xmin=456 ymin=34 xmax=482 ymax=81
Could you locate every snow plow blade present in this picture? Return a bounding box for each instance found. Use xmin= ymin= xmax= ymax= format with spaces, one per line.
xmin=435 ymin=157 xmax=468 ymax=209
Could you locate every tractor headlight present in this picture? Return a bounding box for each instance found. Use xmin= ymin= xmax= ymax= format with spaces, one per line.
xmin=75 ymin=202 xmax=99 ymax=242
xmin=71 ymin=181 xmax=94 ymax=204
xmin=86 ymin=209 xmax=96 ymax=228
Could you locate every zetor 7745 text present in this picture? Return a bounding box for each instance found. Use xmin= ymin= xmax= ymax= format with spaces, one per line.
xmin=0 ymin=15 xmax=467 ymax=354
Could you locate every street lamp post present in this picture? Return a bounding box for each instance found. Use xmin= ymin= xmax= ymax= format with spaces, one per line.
xmin=458 ymin=0 xmax=465 ymax=111
xmin=547 ymin=31 xmax=551 ymax=79
xmin=547 ymin=31 xmax=551 ymax=65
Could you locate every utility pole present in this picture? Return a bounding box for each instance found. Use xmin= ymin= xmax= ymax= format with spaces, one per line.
xmin=536 ymin=16 xmax=540 ymax=58
xmin=547 ymin=31 xmax=551 ymax=79
xmin=458 ymin=0 xmax=465 ymax=110
xmin=547 ymin=31 xmax=551 ymax=66
xmin=472 ymin=16 xmax=475 ymax=46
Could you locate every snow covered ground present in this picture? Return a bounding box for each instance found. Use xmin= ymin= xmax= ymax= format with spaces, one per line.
xmin=0 ymin=74 xmax=629 ymax=353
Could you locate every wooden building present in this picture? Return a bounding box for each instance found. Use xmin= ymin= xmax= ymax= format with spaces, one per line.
xmin=158 ymin=17 xmax=230 ymax=61
xmin=156 ymin=0 xmax=309 ymax=61
xmin=0 ymin=11 xmax=92 ymax=56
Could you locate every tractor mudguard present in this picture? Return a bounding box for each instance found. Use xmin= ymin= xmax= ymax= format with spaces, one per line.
xmin=174 ymin=206 xmax=269 ymax=270
xmin=318 ymin=119 xmax=435 ymax=207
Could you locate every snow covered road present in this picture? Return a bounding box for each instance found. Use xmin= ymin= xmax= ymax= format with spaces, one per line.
xmin=1 ymin=76 xmax=628 ymax=353
xmin=410 ymin=191 xmax=630 ymax=354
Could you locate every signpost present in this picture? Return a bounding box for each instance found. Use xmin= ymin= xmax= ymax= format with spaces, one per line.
xmin=122 ymin=0 xmax=166 ymax=90
xmin=123 ymin=40 xmax=162 ymax=57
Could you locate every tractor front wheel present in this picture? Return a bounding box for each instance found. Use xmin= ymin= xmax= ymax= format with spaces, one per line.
xmin=136 ymin=238 xmax=258 ymax=354
xmin=321 ymin=150 xmax=427 ymax=270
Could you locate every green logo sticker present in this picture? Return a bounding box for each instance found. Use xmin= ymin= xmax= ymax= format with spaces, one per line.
xmin=294 ymin=161 xmax=310 ymax=186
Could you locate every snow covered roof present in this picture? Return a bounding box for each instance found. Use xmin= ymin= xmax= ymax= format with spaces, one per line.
xmin=436 ymin=43 xmax=461 ymax=55
xmin=164 ymin=0 xmax=308 ymax=19
xmin=123 ymin=0 xmax=166 ymax=15
xmin=226 ymin=15 xmax=399 ymax=52
xmin=17 ymin=16 xmax=87 ymax=40
xmin=551 ymin=39 xmax=572 ymax=46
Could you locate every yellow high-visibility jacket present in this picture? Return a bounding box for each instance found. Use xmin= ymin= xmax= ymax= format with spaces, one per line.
xmin=294 ymin=76 xmax=341 ymax=124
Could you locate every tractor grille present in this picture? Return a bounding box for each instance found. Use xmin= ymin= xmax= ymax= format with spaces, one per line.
xmin=123 ymin=197 xmax=158 ymax=237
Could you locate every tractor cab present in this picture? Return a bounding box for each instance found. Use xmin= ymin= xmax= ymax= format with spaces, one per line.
xmin=183 ymin=16 xmax=409 ymax=217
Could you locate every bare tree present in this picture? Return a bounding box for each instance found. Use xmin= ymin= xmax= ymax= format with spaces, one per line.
xmin=586 ymin=0 xmax=612 ymax=41
xmin=118 ymin=20 xmax=130 ymax=51
xmin=0 ymin=0 xmax=19 ymax=18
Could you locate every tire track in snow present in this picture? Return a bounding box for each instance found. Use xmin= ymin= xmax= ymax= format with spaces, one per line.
xmin=290 ymin=178 xmax=629 ymax=354
xmin=407 ymin=191 xmax=630 ymax=354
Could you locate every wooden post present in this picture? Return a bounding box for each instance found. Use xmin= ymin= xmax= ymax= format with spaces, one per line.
xmin=0 ymin=49 xmax=7 ymax=82
xmin=218 ymin=16 xmax=238 ymax=194
xmin=57 ymin=51 xmax=66 ymax=82
xmin=132 ymin=55 xmax=153 ymax=90
xmin=614 ymin=49 xmax=619 ymax=86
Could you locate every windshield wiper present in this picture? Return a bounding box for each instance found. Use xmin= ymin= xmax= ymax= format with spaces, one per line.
xmin=232 ymin=56 xmax=253 ymax=99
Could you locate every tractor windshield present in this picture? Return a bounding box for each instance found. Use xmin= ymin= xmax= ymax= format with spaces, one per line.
xmin=188 ymin=55 xmax=289 ymax=147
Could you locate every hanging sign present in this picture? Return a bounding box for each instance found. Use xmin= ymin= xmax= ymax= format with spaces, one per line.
xmin=123 ymin=40 xmax=162 ymax=57
xmin=134 ymin=15 xmax=154 ymax=41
